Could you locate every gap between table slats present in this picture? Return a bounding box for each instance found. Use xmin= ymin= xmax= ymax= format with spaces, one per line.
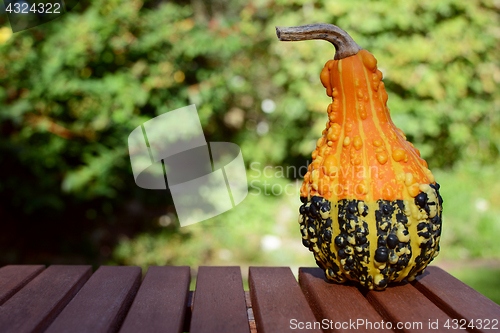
xmin=245 ymin=291 xmax=257 ymax=333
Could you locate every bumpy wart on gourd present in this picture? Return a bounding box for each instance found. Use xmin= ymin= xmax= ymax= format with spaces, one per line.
xmin=276 ymin=23 xmax=443 ymax=290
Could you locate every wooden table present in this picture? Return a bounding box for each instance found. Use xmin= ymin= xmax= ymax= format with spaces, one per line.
xmin=0 ymin=265 xmax=498 ymax=333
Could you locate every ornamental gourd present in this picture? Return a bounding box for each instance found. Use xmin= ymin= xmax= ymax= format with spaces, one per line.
xmin=276 ymin=24 xmax=443 ymax=290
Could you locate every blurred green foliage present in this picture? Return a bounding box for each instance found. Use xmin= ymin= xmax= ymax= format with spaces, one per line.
xmin=0 ymin=0 xmax=500 ymax=301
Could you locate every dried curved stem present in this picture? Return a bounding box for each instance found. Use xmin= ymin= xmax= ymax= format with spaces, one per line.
xmin=275 ymin=23 xmax=362 ymax=60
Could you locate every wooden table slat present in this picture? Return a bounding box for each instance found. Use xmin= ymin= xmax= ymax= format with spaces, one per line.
xmin=249 ymin=266 xmax=321 ymax=333
xmin=190 ymin=266 xmax=250 ymax=333
xmin=44 ymin=265 xmax=141 ymax=333
xmin=0 ymin=264 xmax=497 ymax=333
xmin=119 ymin=266 xmax=190 ymax=333
xmin=412 ymin=266 xmax=500 ymax=333
xmin=0 ymin=265 xmax=92 ymax=333
xmin=299 ymin=267 xmax=391 ymax=333
xmin=0 ymin=265 xmax=45 ymax=305
xmin=366 ymin=280 xmax=458 ymax=333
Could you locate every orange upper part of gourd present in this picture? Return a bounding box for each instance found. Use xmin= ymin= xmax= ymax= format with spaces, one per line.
xmin=300 ymin=50 xmax=435 ymax=202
